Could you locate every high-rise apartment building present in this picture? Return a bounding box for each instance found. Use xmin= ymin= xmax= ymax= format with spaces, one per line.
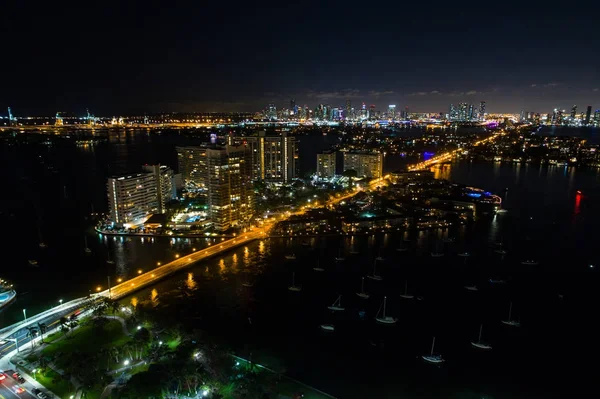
xmin=142 ymin=164 xmax=175 ymax=214
xmin=231 ymin=132 xmax=298 ymax=183
xmin=585 ymin=105 xmax=592 ymax=125
xmin=570 ymin=105 xmax=578 ymax=119
xmin=107 ymin=173 xmax=157 ymax=226
xmin=206 ymin=145 xmax=254 ymax=231
xmin=176 ymin=146 xmax=208 ymax=188
xmin=343 ymin=151 xmax=383 ymax=178
xmin=345 ymin=100 xmax=352 ymax=120
xmin=388 ymin=105 xmax=396 ymax=120
xmin=478 ymin=101 xmax=486 ymax=121
xmin=317 ymin=151 xmax=336 ymax=178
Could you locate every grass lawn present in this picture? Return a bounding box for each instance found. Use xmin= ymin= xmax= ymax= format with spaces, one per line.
xmin=32 ymin=368 xmax=74 ymax=399
xmin=42 ymin=319 xmax=129 ymax=360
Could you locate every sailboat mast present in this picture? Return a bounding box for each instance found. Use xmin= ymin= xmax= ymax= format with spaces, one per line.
xmin=404 ymin=280 xmax=408 ymax=295
xmin=478 ymin=324 xmax=483 ymax=342
xmin=508 ymin=302 xmax=513 ymax=320
xmin=361 ymin=277 xmax=364 ymax=292
xmin=431 ymin=337 xmax=436 ymax=355
xmin=383 ymin=296 xmax=387 ymax=318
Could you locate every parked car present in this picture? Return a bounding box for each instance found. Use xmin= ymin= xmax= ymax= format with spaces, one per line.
xmin=32 ymin=388 xmax=49 ymax=399
xmin=13 ymin=386 xmax=25 ymax=394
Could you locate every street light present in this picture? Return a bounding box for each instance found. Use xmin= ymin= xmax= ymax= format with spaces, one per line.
xmin=124 ymin=360 xmax=130 ymax=366
xmin=59 ymin=299 xmax=63 ymax=306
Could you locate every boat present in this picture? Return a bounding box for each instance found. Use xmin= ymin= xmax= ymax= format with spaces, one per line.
xmin=521 ymin=260 xmax=539 ymax=265
xmin=37 ymin=225 xmax=47 ymax=249
xmin=375 ymin=296 xmax=397 ymax=324
xmin=501 ymin=302 xmax=520 ymax=327
xmin=285 ymin=254 xmax=297 ymax=260
xmin=443 ymin=237 xmax=455 ymax=243
xmin=334 ymin=248 xmax=345 ymax=262
xmin=327 ymin=295 xmax=345 ymax=311
xmin=106 ymin=250 xmax=115 ymax=265
xmin=422 ymin=337 xmax=445 ymax=363
xmin=399 ymin=281 xmax=414 ymax=299
xmin=471 ymin=324 xmax=492 ymax=350
xmin=313 ymin=259 xmax=325 ymax=272
xmin=464 ymin=285 xmax=478 ymax=291
xmin=458 ymin=252 xmax=471 ymax=257
xmin=489 ymin=278 xmax=506 ymax=284
xmin=0 ymin=278 xmax=17 ymax=310
xmin=375 ymin=249 xmax=385 ymax=261
xmin=494 ymin=238 xmax=507 ymax=255
xmin=241 ymin=282 xmax=254 ymax=288
xmin=367 ymin=260 xmax=383 ymax=281
xmin=28 ymin=260 xmax=38 ymax=266
xmin=350 ymin=245 xmax=360 ymax=255
xmin=84 ymin=236 xmax=92 ymax=254
xmin=396 ymin=244 xmax=409 ymax=252
xmin=431 ymin=240 xmax=444 ymax=257
xmin=301 ymin=241 xmax=310 ymax=247
xmin=288 ymin=272 xmax=302 ymax=292
xmin=356 ymin=277 xmax=370 ymax=299
xmin=320 ymin=324 xmax=335 ymax=332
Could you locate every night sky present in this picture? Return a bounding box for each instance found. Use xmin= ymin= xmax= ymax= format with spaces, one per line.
xmin=2 ymin=2 xmax=599 ymax=115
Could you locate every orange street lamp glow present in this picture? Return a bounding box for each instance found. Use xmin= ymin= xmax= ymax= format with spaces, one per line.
xmin=96 ymin=286 xmax=102 ymax=292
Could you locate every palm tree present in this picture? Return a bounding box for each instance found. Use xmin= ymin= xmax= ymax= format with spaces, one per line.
xmin=59 ymin=316 xmax=69 ymax=336
xmin=26 ymin=326 xmax=38 ymax=350
xmin=37 ymin=322 xmax=47 ymax=343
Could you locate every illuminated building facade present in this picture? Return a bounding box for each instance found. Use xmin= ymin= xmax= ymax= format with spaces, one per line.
xmin=232 ymin=131 xmax=298 ymax=183
xmin=343 ymin=151 xmax=383 ymax=178
xmin=206 ymin=145 xmax=254 ymax=231
xmin=317 ymin=151 xmax=336 ymax=178
xmin=176 ymin=146 xmax=208 ymax=187
xmin=107 ymin=173 xmax=157 ymax=226
xmin=141 ymin=164 xmax=175 ymax=214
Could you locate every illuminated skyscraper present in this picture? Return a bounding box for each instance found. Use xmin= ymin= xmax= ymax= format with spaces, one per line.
xmin=594 ymin=110 xmax=600 ymax=124
xmin=290 ymin=99 xmax=296 ymax=114
xmin=176 ymin=146 xmax=208 ymax=187
xmin=360 ymin=103 xmax=367 ymax=119
xmin=317 ymin=151 xmax=336 ymax=178
xmin=141 ymin=165 xmax=175 ymax=214
xmin=343 ymin=151 xmax=383 ymax=178
xmin=266 ymin=104 xmax=277 ymax=120
xmin=458 ymin=103 xmax=469 ymax=121
xmin=570 ymin=105 xmax=578 ymax=119
xmin=448 ymin=104 xmax=456 ymax=120
xmin=206 ymin=145 xmax=254 ymax=231
xmin=585 ymin=105 xmax=592 ymax=125
xmin=107 ymin=173 xmax=157 ymax=226
xmin=478 ymin=101 xmax=486 ymax=121
xmin=233 ymin=132 xmax=298 ymax=183
xmin=345 ymin=100 xmax=352 ymax=120
xmin=388 ymin=105 xmax=396 ymax=119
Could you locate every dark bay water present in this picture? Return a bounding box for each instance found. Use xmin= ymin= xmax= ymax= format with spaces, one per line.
xmin=1 ymin=129 xmax=598 ymax=398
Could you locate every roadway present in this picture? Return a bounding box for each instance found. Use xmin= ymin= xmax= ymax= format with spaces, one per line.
xmin=408 ymin=131 xmax=507 ymax=171
xmin=0 ymin=375 xmax=36 ymax=399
